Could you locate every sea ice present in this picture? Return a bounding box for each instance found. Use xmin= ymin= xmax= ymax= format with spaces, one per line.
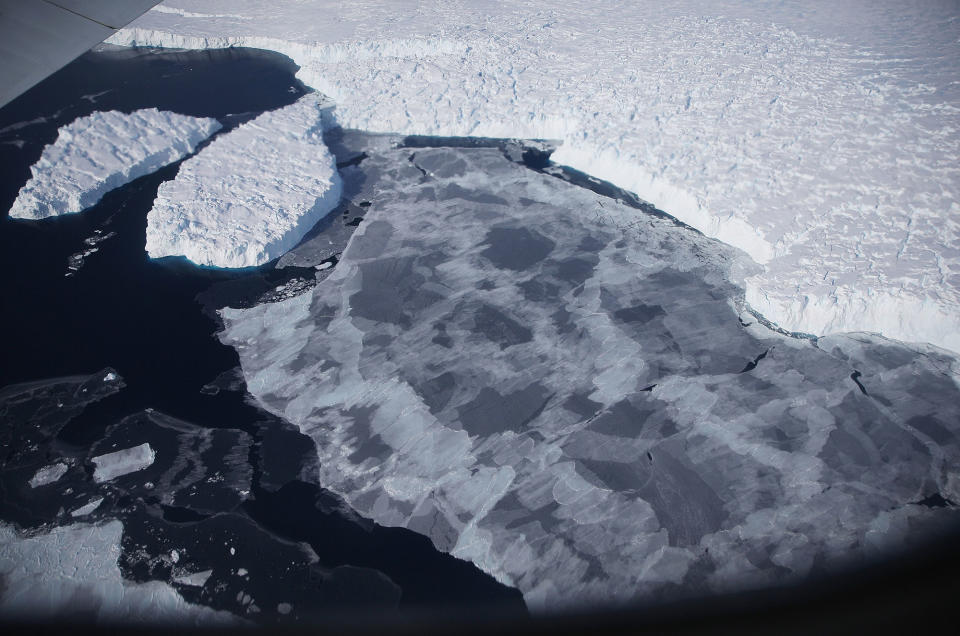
xmin=92 ymin=443 xmax=156 ymax=483
xmin=112 ymin=1 xmax=960 ymax=352
xmin=145 ymin=93 xmax=343 ymax=268
xmin=8 ymin=108 xmax=221 ymax=219
xmin=28 ymin=463 xmax=68 ymax=488
xmin=0 ymin=520 xmax=240 ymax=624
xmin=70 ymin=497 xmax=104 ymax=517
xmin=219 ymin=145 xmax=960 ymax=610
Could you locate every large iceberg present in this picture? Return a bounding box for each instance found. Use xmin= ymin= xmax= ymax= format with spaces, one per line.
xmin=145 ymin=93 xmax=343 ymax=268
xmin=109 ymin=0 xmax=960 ymax=352
xmin=219 ymin=144 xmax=960 ymax=610
xmin=9 ymin=108 xmax=221 ymax=219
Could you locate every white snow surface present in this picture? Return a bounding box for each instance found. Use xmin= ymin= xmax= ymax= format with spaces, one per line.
xmin=0 ymin=520 xmax=239 ymax=624
xmin=145 ymin=93 xmax=343 ymax=268
xmin=111 ymin=0 xmax=960 ymax=351
xmin=9 ymin=108 xmax=221 ymax=219
xmin=92 ymin=443 xmax=156 ymax=483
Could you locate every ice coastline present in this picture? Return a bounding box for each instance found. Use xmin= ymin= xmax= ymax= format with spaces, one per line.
xmin=9 ymin=108 xmax=221 ymax=220
xmin=0 ymin=520 xmax=240 ymax=624
xmin=145 ymin=93 xmax=342 ymax=268
xmin=110 ymin=0 xmax=960 ymax=352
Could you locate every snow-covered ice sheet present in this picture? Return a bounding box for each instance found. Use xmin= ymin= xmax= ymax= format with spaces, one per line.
xmin=0 ymin=520 xmax=240 ymax=624
xmin=9 ymin=108 xmax=220 ymax=219
xmin=145 ymin=93 xmax=343 ymax=268
xmin=219 ymin=145 xmax=960 ymax=610
xmin=110 ymin=1 xmax=960 ymax=351
xmin=92 ymin=443 xmax=156 ymax=483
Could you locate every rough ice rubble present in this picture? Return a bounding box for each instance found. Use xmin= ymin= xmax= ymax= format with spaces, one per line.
xmin=8 ymin=108 xmax=221 ymax=220
xmin=110 ymin=1 xmax=960 ymax=352
xmin=145 ymin=93 xmax=343 ymax=268
xmin=0 ymin=520 xmax=239 ymax=624
xmin=219 ymin=145 xmax=960 ymax=610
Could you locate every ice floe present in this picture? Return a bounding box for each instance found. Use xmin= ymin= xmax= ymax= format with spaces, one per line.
xmin=8 ymin=108 xmax=220 ymax=219
xmin=113 ymin=1 xmax=960 ymax=351
xmin=29 ymin=463 xmax=68 ymax=488
xmin=145 ymin=93 xmax=343 ymax=268
xmin=219 ymin=144 xmax=960 ymax=610
xmin=92 ymin=443 xmax=156 ymax=483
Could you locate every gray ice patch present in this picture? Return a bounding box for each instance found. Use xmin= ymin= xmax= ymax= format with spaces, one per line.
xmin=480 ymin=226 xmax=555 ymax=271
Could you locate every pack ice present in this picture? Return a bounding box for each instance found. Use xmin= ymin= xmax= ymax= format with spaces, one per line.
xmin=8 ymin=109 xmax=221 ymax=220
xmin=0 ymin=520 xmax=240 ymax=624
xmin=113 ymin=0 xmax=960 ymax=352
xmin=145 ymin=93 xmax=343 ymax=268
xmin=219 ymin=145 xmax=960 ymax=610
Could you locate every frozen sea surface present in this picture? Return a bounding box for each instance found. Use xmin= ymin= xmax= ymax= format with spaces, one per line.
xmin=146 ymin=93 xmax=343 ymax=268
xmin=113 ymin=0 xmax=960 ymax=352
xmin=220 ymin=142 xmax=960 ymax=610
xmin=9 ymin=109 xmax=220 ymax=220
xmin=0 ymin=520 xmax=241 ymax=625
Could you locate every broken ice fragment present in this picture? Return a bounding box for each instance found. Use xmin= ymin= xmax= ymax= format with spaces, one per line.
xmin=92 ymin=443 xmax=156 ymax=482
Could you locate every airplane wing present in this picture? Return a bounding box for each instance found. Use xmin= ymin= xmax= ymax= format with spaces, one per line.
xmin=0 ymin=0 xmax=162 ymax=108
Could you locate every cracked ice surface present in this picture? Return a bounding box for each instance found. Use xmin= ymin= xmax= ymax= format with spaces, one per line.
xmin=219 ymin=146 xmax=960 ymax=610
xmin=113 ymin=0 xmax=960 ymax=351
xmin=0 ymin=520 xmax=240 ymax=624
xmin=145 ymin=93 xmax=343 ymax=268
xmin=8 ymin=109 xmax=220 ymax=219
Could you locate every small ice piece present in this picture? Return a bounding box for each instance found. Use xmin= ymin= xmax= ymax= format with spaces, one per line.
xmin=236 ymin=568 xmax=248 ymax=576
xmin=29 ymin=462 xmax=68 ymax=488
xmin=170 ymin=549 xmax=180 ymax=563
xmin=92 ymin=443 xmax=156 ymax=482
xmin=145 ymin=94 xmax=343 ymax=268
xmin=9 ymin=109 xmax=221 ymax=219
xmin=277 ymin=603 xmax=292 ymax=615
xmin=70 ymin=497 xmax=103 ymax=517
xmin=103 ymin=372 xmax=117 ymax=382
xmin=316 ymin=261 xmax=332 ymax=270
xmin=229 ymin=547 xmax=236 ymax=556
xmin=173 ymin=569 xmax=213 ymax=588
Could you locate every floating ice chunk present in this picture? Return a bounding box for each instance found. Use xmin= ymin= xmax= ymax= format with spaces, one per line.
xmin=145 ymin=93 xmax=343 ymax=268
xmin=28 ymin=462 xmax=68 ymax=488
xmin=91 ymin=443 xmax=156 ymax=482
xmin=174 ymin=569 xmax=213 ymax=588
xmin=9 ymin=109 xmax=221 ymax=220
xmin=70 ymin=497 xmax=103 ymax=517
xmin=277 ymin=602 xmax=292 ymax=615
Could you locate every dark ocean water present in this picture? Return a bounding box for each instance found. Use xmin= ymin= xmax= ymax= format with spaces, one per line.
xmin=0 ymin=46 xmax=524 ymax=623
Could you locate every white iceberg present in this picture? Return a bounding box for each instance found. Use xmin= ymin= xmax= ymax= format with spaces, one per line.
xmin=9 ymin=108 xmax=221 ymax=219
xmin=112 ymin=1 xmax=960 ymax=352
xmin=91 ymin=442 xmax=155 ymax=483
xmin=145 ymin=93 xmax=343 ymax=268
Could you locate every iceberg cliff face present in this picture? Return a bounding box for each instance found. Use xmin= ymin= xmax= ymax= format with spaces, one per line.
xmin=9 ymin=108 xmax=220 ymax=220
xmin=110 ymin=0 xmax=960 ymax=352
xmin=145 ymin=93 xmax=342 ymax=268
